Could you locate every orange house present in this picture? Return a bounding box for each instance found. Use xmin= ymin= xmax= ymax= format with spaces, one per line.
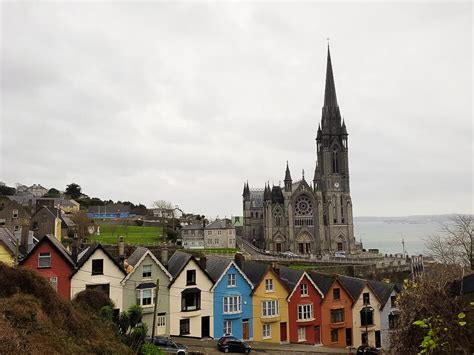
xmin=310 ymin=272 xmax=354 ymax=347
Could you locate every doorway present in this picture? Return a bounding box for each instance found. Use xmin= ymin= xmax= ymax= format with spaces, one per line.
xmin=242 ymin=319 xmax=249 ymax=340
xmin=280 ymin=322 xmax=287 ymax=342
xmin=314 ymin=325 xmax=321 ymax=344
xmin=276 ymin=243 xmax=282 ymax=253
xmin=201 ymin=316 xmax=210 ymax=338
xmin=345 ymin=328 xmax=352 ymax=346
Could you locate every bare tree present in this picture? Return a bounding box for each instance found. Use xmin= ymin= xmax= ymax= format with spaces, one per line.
xmin=71 ymin=211 xmax=92 ymax=240
xmin=425 ymin=215 xmax=473 ymax=269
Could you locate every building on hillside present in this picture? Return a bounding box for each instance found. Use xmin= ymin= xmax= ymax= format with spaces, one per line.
xmin=122 ymin=247 xmax=172 ymax=336
xmin=250 ymin=266 xmax=290 ymax=343
xmin=242 ymin=47 xmax=355 ymax=255
xmin=280 ymin=267 xmax=324 ymax=345
xmin=70 ymin=244 xmax=126 ymax=310
xmin=36 ymin=198 xmax=80 ymax=214
xmin=0 ymin=200 xmax=30 ymax=236
xmin=26 ymin=184 xmax=48 ymax=198
xmin=309 ymin=272 xmax=354 ymax=348
xmin=204 ymin=219 xmax=236 ymax=249
xmin=167 ymin=251 xmax=214 ymax=338
xmin=30 ymin=206 xmax=76 ymax=239
xmin=369 ymin=281 xmax=400 ymax=350
xmin=0 ymin=227 xmax=18 ymax=266
xmin=232 ymin=216 xmax=244 ymax=236
xmin=339 ymin=275 xmax=382 ymax=348
xmin=19 ymin=234 xmax=76 ymax=299
xmin=7 ymin=193 xmax=36 ymax=213
xmin=181 ymin=223 xmax=205 ymax=249
xmin=87 ymin=203 xmax=131 ymax=219
xmin=206 ymin=255 xmax=254 ymax=340
xmin=0 ymin=196 xmax=10 ymax=210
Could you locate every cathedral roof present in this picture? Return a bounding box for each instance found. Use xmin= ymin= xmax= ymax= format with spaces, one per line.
xmin=284 ymin=161 xmax=292 ymax=181
xmin=271 ymin=185 xmax=284 ymax=204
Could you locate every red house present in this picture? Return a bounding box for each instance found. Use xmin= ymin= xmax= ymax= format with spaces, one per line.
xmin=20 ymin=234 xmax=76 ymax=299
xmin=280 ymin=267 xmax=324 ymax=344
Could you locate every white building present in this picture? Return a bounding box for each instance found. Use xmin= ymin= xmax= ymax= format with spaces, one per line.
xmin=182 ymin=219 xmax=236 ymax=250
xmin=70 ymin=244 xmax=126 ymax=310
xmin=167 ymin=251 xmax=214 ymax=338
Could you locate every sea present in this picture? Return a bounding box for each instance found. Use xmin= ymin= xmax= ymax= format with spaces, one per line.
xmin=353 ymin=215 xmax=461 ymax=256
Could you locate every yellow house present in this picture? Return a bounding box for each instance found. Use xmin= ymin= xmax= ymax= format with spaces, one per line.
xmin=252 ymin=268 xmax=290 ymax=343
xmin=0 ymin=227 xmax=17 ymax=266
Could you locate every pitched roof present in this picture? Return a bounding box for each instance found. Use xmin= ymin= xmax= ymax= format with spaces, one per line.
xmin=20 ymin=234 xmax=75 ymax=268
xmin=72 ymin=244 xmax=125 ymax=277
xmin=167 ymin=251 xmax=214 ymax=287
xmin=279 ymin=266 xmax=304 ymax=291
xmin=308 ymin=271 xmax=336 ymax=296
xmin=337 ymin=275 xmax=367 ymax=301
xmin=122 ymin=247 xmax=172 ymax=284
xmin=205 ymin=256 xmax=232 ymax=282
xmin=127 ymin=246 xmax=148 ymax=267
xmin=32 ymin=206 xmax=76 ymax=229
xmin=205 ymin=219 xmax=233 ymax=230
xmin=239 ymin=259 xmax=269 ymax=286
xmin=0 ymin=227 xmax=17 ymax=256
xmin=182 ymin=223 xmax=204 ymax=230
xmin=368 ymin=280 xmax=397 ymax=307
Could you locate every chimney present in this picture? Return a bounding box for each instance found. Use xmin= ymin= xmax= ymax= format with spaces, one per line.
xmin=72 ymin=232 xmax=78 ymax=263
xmin=161 ymin=244 xmax=169 ymax=266
xmin=271 ymin=262 xmax=280 ymax=276
xmin=234 ymin=252 xmax=245 ymax=269
xmin=20 ymin=221 xmax=30 ymax=255
xmin=118 ymin=236 xmax=125 ymax=266
xmin=199 ymin=255 xmax=207 ymax=270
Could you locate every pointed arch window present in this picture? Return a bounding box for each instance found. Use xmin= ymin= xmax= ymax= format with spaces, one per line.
xmin=273 ymin=208 xmax=283 ymax=227
xmin=332 ymin=150 xmax=339 ymax=173
xmin=340 ymin=196 xmax=345 ymax=224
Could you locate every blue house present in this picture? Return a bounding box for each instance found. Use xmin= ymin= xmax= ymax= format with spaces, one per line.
xmin=206 ymin=255 xmax=254 ymax=340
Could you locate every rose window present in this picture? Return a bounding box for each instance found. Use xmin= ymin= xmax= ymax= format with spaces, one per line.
xmin=295 ymin=196 xmax=313 ymax=216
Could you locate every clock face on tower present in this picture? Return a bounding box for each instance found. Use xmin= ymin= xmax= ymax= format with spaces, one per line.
xmin=334 ymin=182 xmax=340 ymax=188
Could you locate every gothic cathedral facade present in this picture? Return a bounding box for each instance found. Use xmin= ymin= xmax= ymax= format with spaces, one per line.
xmin=243 ymin=47 xmax=356 ymax=255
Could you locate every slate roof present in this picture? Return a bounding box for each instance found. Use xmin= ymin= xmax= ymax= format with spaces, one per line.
xmin=72 ymin=244 xmax=125 ymax=276
xmin=249 ymin=190 xmax=263 ymax=208
xmin=20 ymin=234 xmax=75 ymax=267
xmin=0 ymin=227 xmax=17 ymax=256
xmin=167 ymin=250 xmax=193 ymax=278
xmin=33 ymin=206 xmax=76 ymax=229
xmin=309 ymin=272 xmax=336 ymax=296
xmin=338 ymin=275 xmax=367 ymax=301
xmin=368 ymin=280 xmax=396 ymax=307
xmin=279 ymin=266 xmax=304 ymax=291
xmin=127 ymin=246 xmax=148 ymax=267
xmin=206 ymin=219 xmax=233 ymax=230
xmin=205 ymin=256 xmax=232 ymax=282
xmin=182 ymin=223 xmax=204 ymax=230
xmin=239 ymin=259 xmax=269 ymax=286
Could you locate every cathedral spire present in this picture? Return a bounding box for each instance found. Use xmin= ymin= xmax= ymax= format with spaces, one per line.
xmin=284 ymin=161 xmax=292 ymax=182
xmin=324 ymin=45 xmax=338 ymax=108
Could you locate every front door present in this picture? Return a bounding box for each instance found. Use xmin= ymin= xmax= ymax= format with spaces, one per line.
xmin=242 ymin=319 xmax=249 ymax=340
xmin=345 ymin=328 xmax=352 ymax=346
xmin=314 ymin=326 xmax=321 ymax=344
xmin=375 ymin=330 xmax=381 ymax=348
xmin=201 ymin=316 xmax=210 ymax=338
xmin=276 ymin=243 xmax=282 ymax=253
xmin=280 ymin=322 xmax=287 ymax=342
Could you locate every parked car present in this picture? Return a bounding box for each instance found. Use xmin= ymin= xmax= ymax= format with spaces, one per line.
xmin=146 ymin=336 xmax=188 ymax=355
xmin=217 ymin=336 xmax=251 ymax=353
xmin=281 ymin=251 xmax=298 ymax=257
xmin=356 ymin=345 xmax=379 ymax=354
xmin=334 ymin=251 xmax=346 ymax=258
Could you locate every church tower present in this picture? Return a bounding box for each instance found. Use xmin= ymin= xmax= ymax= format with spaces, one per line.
xmin=315 ymin=46 xmax=355 ymax=252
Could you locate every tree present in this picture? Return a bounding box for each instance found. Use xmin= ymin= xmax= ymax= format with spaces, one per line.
xmin=44 ymin=188 xmax=60 ymax=197
xmin=425 ymin=215 xmax=473 ymax=269
xmin=71 ymin=211 xmax=92 ymax=240
xmin=0 ymin=185 xmax=15 ymax=196
xmin=65 ymin=183 xmax=82 ymax=200
xmin=152 ymin=200 xmax=174 ymax=212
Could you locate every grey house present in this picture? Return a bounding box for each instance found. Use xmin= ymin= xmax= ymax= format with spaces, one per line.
xmin=122 ymin=247 xmax=172 ymax=336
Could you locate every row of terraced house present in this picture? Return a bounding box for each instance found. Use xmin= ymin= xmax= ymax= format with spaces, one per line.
xmin=17 ymin=232 xmax=401 ymax=350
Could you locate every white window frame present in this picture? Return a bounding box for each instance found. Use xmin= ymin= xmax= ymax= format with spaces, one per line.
xmin=38 ymin=252 xmax=51 ymax=268
xmin=262 ymin=324 xmax=271 ymax=339
xmin=300 ymin=283 xmax=308 ymax=296
xmin=138 ymin=288 xmax=155 ymax=307
xmin=223 ymin=295 xmax=241 ymax=314
xmin=297 ymin=304 xmax=313 ymax=321
xmin=265 ymin=279 xmax=273 ymax=292
xmin=49 ymin=276 xmax=58 ymax=291
xmin=262 ymin=300 xmax=278 ymax=317
xmin=227 ymin=273 xmax=236 ymax=287
xmin=142 ymin=264 xmax=152 ymax=278
xmin=12 ymin=209 xmax=18 ymax=218
xmin=156 ymin=314 xmax=166 ymax=327
xmin=297 ymin=327 xmax=306 ymax=342
xmin=223 ymin=320 xmax=232 ymax=335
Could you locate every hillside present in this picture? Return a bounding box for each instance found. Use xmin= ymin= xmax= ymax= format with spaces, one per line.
xmin=0 ymin=263 xmax=133 ymax=355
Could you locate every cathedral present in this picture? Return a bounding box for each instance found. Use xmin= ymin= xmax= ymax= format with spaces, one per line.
xmin=243 ymin=47 xmax=356 ymax=255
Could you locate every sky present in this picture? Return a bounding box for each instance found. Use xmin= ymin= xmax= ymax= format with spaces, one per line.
xmin=0 ymin=1 xmax=472 ymax=218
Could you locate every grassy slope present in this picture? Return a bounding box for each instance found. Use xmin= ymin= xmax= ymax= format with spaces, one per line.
xmin=88 ymin=223 xmax=163 ymax=245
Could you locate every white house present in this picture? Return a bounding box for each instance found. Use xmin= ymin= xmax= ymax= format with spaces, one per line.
xmin=70 ymin=244 xmax=126 ymax=310
xmin=167 ymin=251 xmax=214 ymax=338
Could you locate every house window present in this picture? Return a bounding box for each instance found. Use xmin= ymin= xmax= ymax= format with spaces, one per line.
xmin=214 ymin=238 xmax=219 ymax=244
xmin=362 ymin=292 xmax=370 ymax=305
xmin=207 ymin=238 xmax=212 ymax=244
xmin=186 ymin=270 xmax=196 ymax=285
xmin=262 ymin=324 xmax=271 ymax=338
xmin=223 ymin=295 xmax=241 ymax=314
xmin=389 ymin=314 xmax=399 ymax=329
xmin=38 ymin=252 xmax=51 ymax=268
xmin=331 ymin=329 xmax=339 ymax=342
xmin=181 ymin=289 xmax=200 ymax=311
xmin=12 ymin=209 xmax=19 ymax=218
xmin=227 ymin=274 xmax=236 ymax=287
xmin=330 ymin=308 xmax=344 ymax=323
xmin=333 ymin=288 xmax=341 ymax=300
xmin=360 ymin=307 xmax=374 ymax=326
xmin=92 ymin=259 xmax=104 ymax=275
xmin=390 ymin=295 xmax=397 ymax=308
xmin=14 ymin=225 xmax=20 ymax=232
xmin=138 ymin=288 xmax=154 ymax=306
xmin=157 ymin=313 xmax=166 ymax=327
xmin=49 ymin=276 xmax=58 ymax=291
xmin=218 ymin=230 xmax=221 ymax=235
xmin=142 ymin=265 xmax=152 ymax=278
xmin=297 ymin=327 xmax=306 ymax=342
xmin=300 ymin=283 xmax=308 ymax=296
xmin=223 ymin=320 xmax=232 ymax=335
xmin=297 ymin=304 xmax=313 ymax=320
xmin=262 ymin=300 xmax=278 ymax=317
xmin=180 ymin=319 xmax=190 ymax=335
xmin=265 ymin=279 xmax=273 ymax=292
xmin=32 ymin=221 xmax=39 ymax=230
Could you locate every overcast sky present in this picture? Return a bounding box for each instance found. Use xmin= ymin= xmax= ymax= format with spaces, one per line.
xmin=1 ymin=1 xmax=472 ymax=218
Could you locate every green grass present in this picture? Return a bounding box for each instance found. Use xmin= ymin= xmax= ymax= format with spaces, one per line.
xmin=87 ymin=224 xmax=163 ymax=245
